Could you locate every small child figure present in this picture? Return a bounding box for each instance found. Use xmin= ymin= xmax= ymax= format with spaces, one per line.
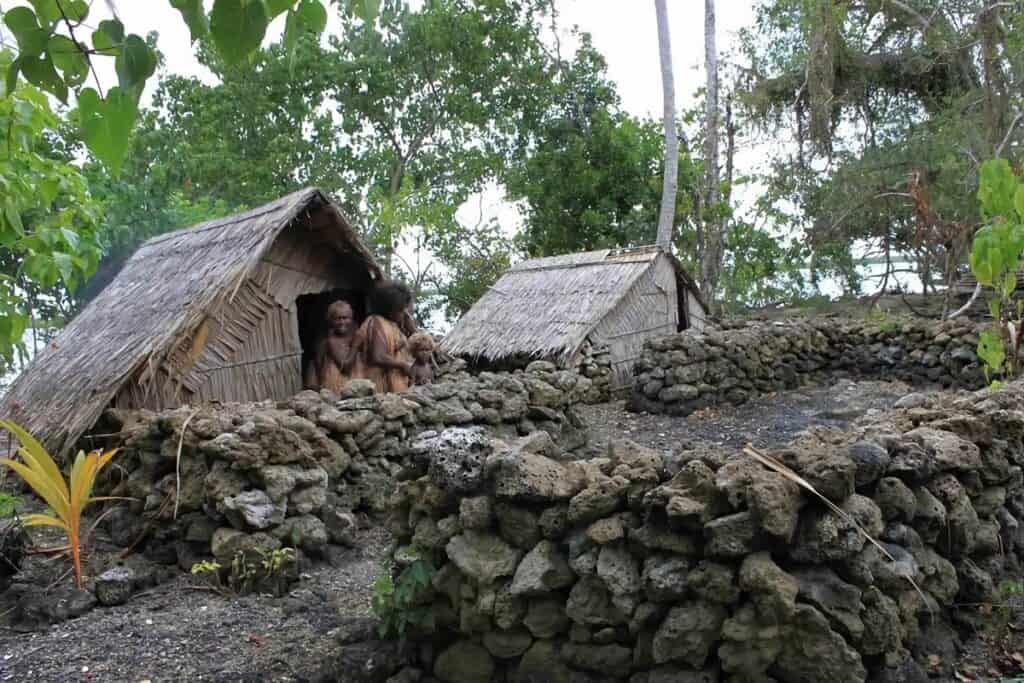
xmin=407 ymin=332 xmax=436 ymax=386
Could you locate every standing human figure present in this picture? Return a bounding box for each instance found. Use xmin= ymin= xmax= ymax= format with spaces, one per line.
xmin=352 ymin=281 xmax=415 ymax=393
xmin=304 ymin=300 xmax=358 ymax=393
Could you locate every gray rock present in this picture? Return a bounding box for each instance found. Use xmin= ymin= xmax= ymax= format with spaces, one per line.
xmin=482 ymin=628 xmax=533 ymax=659
xmin=875 ymin=477 xmax=916 ymax=521
xmin=566 ymin=575 xmax=627 ymax=626
xmin=905 ymin=427 xmax=982 ymax=473
xmin=739 ymin=551 xmax=798 ymax=620
xmin=718 ymin=603 xmax=787 ymax=679
xmin=434 ymin=640 xmax=494 ymax=683
xmin=523 ymin=598 xmax=570 ymax=638
xmin=561 ymin=642 xmax=633 ymax=678
xmin=272 ymin=515 xmax=329 ymax=553
xmin=210 ymin=528 xmax=281 ymax=564
xmin=495 ymin=502 xmax=541 ymax=549
xmin=774 ymin=604 xmax=866 ymax=683
xmin=489 ymin=449 xmax=583 ymax=502
xmin=219 ymin=489 xmax=285 ymax=531
xmin=652 ymin=600 xmax=727 ymax=668
xmin=516 ymin=640 xmax=572 ymax=683
xmin=597 ymin=543 xmax=641 ymax=597
xmin=445 ymin=531 xmax=521 ymax=584
xmin=687 ymin=561 xmax=739 ymax=605
xmin=704 ymin=511 xmax=758 ymax=559
xmin=792 ymin=567 xmax=864 ymax=640
xmin=257 ymin=465 xmax=298 ymax=502
xmin=642 ymin=555 xmax=690 ymax=602
xmin=459 ymin=497 xmax=493 ymax=531
xmin=848 ymin=440 xmax=891 ymax=487
xmin=510 ymin=540 xmax=575 ymax=596
xmin=411 ymin=427 xmax=491 ymax=494
xmin=290 ymin=484 xmax=326 ymax=515
xmin=748 ymin=470 xmax=802 ymax=541
xmin=94 ymin=566 xmax=135 ymax=606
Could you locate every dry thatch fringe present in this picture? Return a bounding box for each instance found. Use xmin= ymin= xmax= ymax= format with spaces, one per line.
xmin=742 ymin=444 xmax=933 ymax=617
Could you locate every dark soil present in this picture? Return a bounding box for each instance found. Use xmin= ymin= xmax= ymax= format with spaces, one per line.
xmin=0 ymin=524 xmax=389 ymax=682
xmin=580 ymin=377 xmax=919 ymax=455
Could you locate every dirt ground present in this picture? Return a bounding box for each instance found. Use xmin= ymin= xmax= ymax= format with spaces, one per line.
xmin=0 ymin=524 xmax=389 ymax=683
xmin=579 ymin=377 xmax=919 ymax=455
xmin=3 ymin=378 xmax=1024 ymax=682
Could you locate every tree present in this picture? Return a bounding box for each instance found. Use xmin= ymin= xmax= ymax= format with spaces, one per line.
xmin=741 ymin=0 xmax=1024 ymax=302
xmin=0 ymin=49 xmax=102 ymax=368
xmin=697 ymin=0 xmax=726 ymax=306
xmin=654 ymin=0 xmax=677 ymax=251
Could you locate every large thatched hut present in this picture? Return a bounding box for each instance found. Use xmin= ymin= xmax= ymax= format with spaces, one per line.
xmin=442 ymin=246 xmax=706 ymax=388
xmin=0 ymin=188 xmax=381 ymax=455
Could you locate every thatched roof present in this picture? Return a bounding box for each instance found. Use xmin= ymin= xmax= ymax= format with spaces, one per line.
xmin=442 ymin=246 xmax=703 ymax=363
xmin=0 ymin=187 xmax=378 ymax=456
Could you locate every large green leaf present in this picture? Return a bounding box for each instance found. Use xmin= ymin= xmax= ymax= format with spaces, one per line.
xmin=48 ymin=35 xmax=89 ymax=87
xmin=26 ymin=0 xmax=61 ymax=26
xmin=169 ymin=0 xmax=209 ymax=43
xmin=5 ymin=7 xmax=49 ymax=58
xmin=284 ymin=0 xmax=328 ymax=72
xmin=26 ymin=0 xmax=86 ymax=24
xmin=20 ymin=54 xmax=68 ymax=103
xmin=210 ymin=0 xmax=270 ymax=65
xmin=78 ymin=87 xmax=139 ymax=177
xmin=978 ymin=328 xmax=1006 ymax=374
xmin=267 ymin=0 xmax=298 ymax=19
xmin=92 ymin=19 xmax=125 ymax=55
xmin=115 ymin=35 xmax=157 ymax=93
xmin=979 ymin=158 xmax=1019 ymax=221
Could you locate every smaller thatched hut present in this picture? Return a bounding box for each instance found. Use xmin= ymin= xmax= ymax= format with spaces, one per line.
xmin=0 ymin=188 xmax=381 ymax=455
xmin=442 ymin=246 xmax=706 ymax=388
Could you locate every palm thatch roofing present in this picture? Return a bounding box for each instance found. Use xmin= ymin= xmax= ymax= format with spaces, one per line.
xmin=0 ymin=187 xmax=379 ymax=456
xmin=442 ymin=246 xmax=704 ymax=364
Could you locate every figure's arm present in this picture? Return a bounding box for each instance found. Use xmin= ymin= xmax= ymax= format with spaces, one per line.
xmin=325 ymin=335 xmax=359 ymax=372
xmin=368 ymin=320 xmax=413 ymax=375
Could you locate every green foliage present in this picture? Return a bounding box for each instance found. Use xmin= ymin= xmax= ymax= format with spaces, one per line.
xmin=969 ymin=159 xmax=1024 ymax=382
xmin=1 ymin=1 xmax=333 ymax=175
xmin=0 ymin=53 xmax=102 ymax=363
xmin=371 ymin=544 xmax=436 ymax=638
xmin=190 ymin=547 xmax=298 ymax=597
xmin=0 ymin=493 xmax=21 ymax=517
xmin=717 ymin=221 xmax=808 ymax=312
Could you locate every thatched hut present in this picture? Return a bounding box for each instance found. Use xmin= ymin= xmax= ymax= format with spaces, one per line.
xmin=442 ymin=246 xmax=706 ymax=388
xmin=0 ymin=188 xmax=381 ymax=455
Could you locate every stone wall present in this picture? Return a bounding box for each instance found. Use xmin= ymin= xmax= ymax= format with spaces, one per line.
xmin=92 ymin=366 xmax=593 ymax=570
xmin=385 ymin=382 xmax=1024 ymax=682
xmin=439 ymin=347 xmax=615 ymax=404
xmin=631 ymin=317 xmax=986 ymax=416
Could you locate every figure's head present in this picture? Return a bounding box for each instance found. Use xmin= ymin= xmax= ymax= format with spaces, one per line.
xmin=408 ymin=332 xmax=435 ymax=363
xmin=368 ymin=280 xmax=413 ymax=322
xmin=325 ymin=300 xmax=355 ymax=335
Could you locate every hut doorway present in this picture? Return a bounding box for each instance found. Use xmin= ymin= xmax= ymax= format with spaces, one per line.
xmin=295 ymin=289 xmax=366 ymax=384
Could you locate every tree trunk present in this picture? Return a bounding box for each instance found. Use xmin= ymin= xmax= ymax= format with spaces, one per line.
xmin=699 ymin=0 xmax=722 ymax=305
xmin=654 ymin=0 xmax=677 ymax=251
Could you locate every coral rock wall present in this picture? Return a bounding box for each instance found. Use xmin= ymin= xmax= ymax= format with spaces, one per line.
xmin=94 ymin=367 xmax=592 ymax=568
xmin=388 ymin=383 xmax=1024 ymax=682
xmin=632 ymin=318 xmax=985 ymax=415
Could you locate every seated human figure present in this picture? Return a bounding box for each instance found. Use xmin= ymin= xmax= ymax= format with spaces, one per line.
xmin=351 ymin=281 xmax=415 ymax=394
xmin=407 ymin=332 xmax=436 ymax=386
xmin=304 ymin=300 xmax=358 ymax=394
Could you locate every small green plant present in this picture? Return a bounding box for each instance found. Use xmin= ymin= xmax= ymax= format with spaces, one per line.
xmin=0 ymin=419 xmax=121 ymax=588
xmin=968 ymin=159 xmax=1024 ymax=385
xmin=0 ymin=493 xmax=21 ymax=517
xmin=191 ymin=547 xmax=298 ymax=597
xmin=371 ymin=544 xmax=437 ymax=638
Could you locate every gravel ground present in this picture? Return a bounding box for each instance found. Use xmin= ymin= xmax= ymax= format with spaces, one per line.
xmin=0 ymin=524 xmax=389 ymax=683
xmin=579 ymin=377 xmax=920 ymax=455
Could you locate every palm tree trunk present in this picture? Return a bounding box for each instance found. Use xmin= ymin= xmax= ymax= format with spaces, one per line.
xmin=654 ymin=0 xmax=677 ymax=251
xmin=699 ymin=0 xmax=721 ymax=305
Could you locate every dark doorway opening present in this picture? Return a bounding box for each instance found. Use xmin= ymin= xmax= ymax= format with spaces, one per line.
xmin=296 ymin=289 xmax=366 ymax=385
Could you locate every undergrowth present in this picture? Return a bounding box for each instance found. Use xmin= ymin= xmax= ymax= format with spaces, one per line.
xmin=371 ymin=544 xmax=437 ymax=638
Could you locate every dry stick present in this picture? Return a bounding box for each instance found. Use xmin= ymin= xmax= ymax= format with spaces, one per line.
xmin=173 ymin=411 xmax=198 ymax=521
xmin=741 ymin=444 xmax=933 ymax=616
xmin=948 ymin=282 xmax=983 ymax=319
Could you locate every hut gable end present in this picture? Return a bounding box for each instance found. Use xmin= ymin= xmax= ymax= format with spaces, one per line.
xmin=442 ymin=247 xmax=704 ymax=385
xmin=0 ymin=188 xmax=380 ymax=455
